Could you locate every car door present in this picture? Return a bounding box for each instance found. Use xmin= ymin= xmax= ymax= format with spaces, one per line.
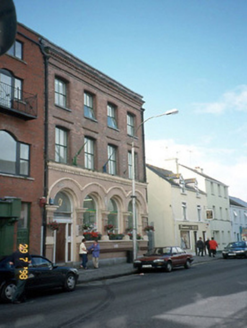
xmin=175 ymin=247 xmax=187 ymax=266
xmin=170 ymin=247 xmax=180 ymax=266
xmin=31 ymin=256 xmax=60 ymax=288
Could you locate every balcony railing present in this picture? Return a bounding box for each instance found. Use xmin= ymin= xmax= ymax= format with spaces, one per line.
xmin=0 ymin=82 xmax=37 ymax=120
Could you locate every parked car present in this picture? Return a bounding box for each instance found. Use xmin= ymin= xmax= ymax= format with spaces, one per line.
xmin=133 ymin=246 xmax=194 ymax=273
xmin=222 ymin=241 xmax=247 ymax=259
xmin=0 ymin=255 xmax=79 ymax=302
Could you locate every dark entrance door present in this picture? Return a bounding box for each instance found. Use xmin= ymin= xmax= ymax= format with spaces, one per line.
xmin=0 ymin=219 xmax=15 ymax=256
xmin=55 ymin=224 xmax=65 ymax=263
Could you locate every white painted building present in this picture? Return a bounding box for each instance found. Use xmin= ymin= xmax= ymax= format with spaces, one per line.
xmin=164 ymin=159 xmax=231 ymax=250
xmin=146 ymin=164 xmax=209 ymax=254
xmin=229 ymin=197 xmax=247 ymax=241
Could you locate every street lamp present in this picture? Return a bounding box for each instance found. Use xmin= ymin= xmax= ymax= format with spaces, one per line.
xmin=132 ymin=108 xmax=179 ymax=260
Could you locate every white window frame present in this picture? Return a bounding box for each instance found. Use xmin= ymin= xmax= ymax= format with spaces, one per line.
xmin=127 ymin=113 xmax=135 ymax=136
xmin=84 ymin=137 xmax=94 ymax=170
xmin=197 ymin=205 xmax=202 ymax=222
xmin=0 ymin=130 xmax=30 ymax=176
xmin=55 ymin=78 xmax=67 ymax=108
xmin=107 ymin=145 xmax=117 ymax=175
xmin=84 ymin=92 xmax=95 ymax=120
xmin=55 ymin=127 xmax=68 ymax=163
xmin=182 ymin=202 xmax=187 ymax=220
xmin=7 ymin=40 xmax=23 ymax=59
xmin=107 ymin=103 xmax=118 ymax=129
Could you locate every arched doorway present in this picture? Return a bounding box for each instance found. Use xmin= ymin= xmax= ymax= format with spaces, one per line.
xmin=53 ymin=192 xmax=72 ymax=263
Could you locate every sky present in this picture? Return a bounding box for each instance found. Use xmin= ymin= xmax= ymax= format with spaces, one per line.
xmin=14 ymin=0 xmax=247 ymax=200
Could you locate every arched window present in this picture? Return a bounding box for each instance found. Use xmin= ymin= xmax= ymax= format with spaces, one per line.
xmin=107 ymin=199 xmax=118 ymax=231
xmin=83 ymin=195 xmax=97 ymax=230
xmin=54 ymin=192 xmax=71 ymax=218
xmin=0 ymin=131 xmax=29 ymax=176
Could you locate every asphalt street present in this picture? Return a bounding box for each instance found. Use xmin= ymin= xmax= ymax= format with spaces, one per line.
xmin=1 ymin=257 xmax=246 ymax=328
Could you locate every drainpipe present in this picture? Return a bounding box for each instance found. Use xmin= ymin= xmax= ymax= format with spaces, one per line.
xmin=38 ymin=38 xmax=49 ymax=256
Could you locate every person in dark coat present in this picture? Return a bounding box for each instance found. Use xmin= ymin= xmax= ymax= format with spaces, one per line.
xmin=9 ymin=243 xmax=31 ymax=304
xmin=205 ymin=238 xmax=210 ymax=256
xmin=196 ymin=237 xmax=205 ymax=256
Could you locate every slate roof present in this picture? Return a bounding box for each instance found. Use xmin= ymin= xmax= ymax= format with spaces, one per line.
xmin=146 ymin=163 xmax=206 ymax=194
xmin=229 ymin=196 xmax=247 ymax=208
xmin=179 ymin=164 xmax=228 ymax=187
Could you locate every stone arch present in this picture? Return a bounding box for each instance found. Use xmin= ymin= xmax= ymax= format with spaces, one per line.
xmin=48 ymin=177 xmax=82 ymax=208
xmin=126 ymin=189 xmax=148 ymax=214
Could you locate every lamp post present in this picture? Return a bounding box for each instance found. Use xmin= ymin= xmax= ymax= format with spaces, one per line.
xmin=132 ymin=108 xmax=179 ymax=260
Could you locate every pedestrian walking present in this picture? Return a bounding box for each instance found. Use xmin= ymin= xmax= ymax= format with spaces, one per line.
xmin=87 ymin=239 xmax=100 ymax=269
xmin=196 ymin=237 xmax=204 ymax=256
xmin=205 ymin=238 xmax=210 ymax=256
xmin=9 ymin=243 xmax=31 ymax=304
xmin=209 ymin=237 xmax=218 ymax=257
xmin=79 ymin=238 xmax=88 ymax=269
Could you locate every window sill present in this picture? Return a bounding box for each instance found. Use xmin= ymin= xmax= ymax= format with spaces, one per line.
xmin=6 ymin=53 xmax=26 ymax=64
xmin=108 ymin=126 xmax=119 ymax=132
xmin=84 ymin=116 xmax=98 ymax=123
xmin=55 ymin=104 xmax=72 ymax=112
xmin=0 ymin=172 xmax=34 ymax=180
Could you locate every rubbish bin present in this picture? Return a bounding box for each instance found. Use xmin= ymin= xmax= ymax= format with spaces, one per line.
xmin=126 ymin=250 xmax=133 ymax=263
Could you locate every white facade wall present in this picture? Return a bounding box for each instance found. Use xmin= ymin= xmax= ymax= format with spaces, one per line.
xmin=177 ymin=163 xmax=231 ymax=250
xmin=147 ymin=166 xmax=208 ymax=254
xmin=230 ymin=204 xmax=247 ymax=241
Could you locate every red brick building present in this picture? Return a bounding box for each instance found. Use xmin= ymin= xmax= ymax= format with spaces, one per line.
xmin=42 ymin=39 xmax=148 ymax=264
xmin=0 ymin=22 xmax=148 ymax=263
xmin=0 ymin=24 xmax=45 ymax=256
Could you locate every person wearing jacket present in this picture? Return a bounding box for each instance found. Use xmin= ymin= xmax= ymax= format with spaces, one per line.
xmin=9 ymin=243 xmax=31 ymax=304
xmin=79 ymin=238 xmax=88 ymax=269
xmin=87 ymin=239 xmax=100 ymax=269
xmin=205 ymin=238 xmax=210 ymax=255
xmin=209 ymin=237 xmax=218 ymax=257
xmin=196 ymin=237 xmax=205 ymax=256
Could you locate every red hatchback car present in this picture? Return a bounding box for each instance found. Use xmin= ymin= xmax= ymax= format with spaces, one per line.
xmin=133 ymin=246 xmax=194 ymax=273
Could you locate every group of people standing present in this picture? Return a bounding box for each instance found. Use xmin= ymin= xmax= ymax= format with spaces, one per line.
xmin=196 ymin=237 xmax=218 ymax=257
xmin=79 ymin=238 xmax=100 ymax=269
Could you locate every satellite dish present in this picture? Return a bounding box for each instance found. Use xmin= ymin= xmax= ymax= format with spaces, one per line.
xmin=0 ymin=0 xmax=17 ymax=56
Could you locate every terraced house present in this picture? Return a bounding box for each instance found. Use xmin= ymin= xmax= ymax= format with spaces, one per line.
xmin=166 ymin=160 xmax=231 ymax=250
xmin=0 ymin=24 xmax=45 ymax=256
xmin=41 ymin=38 xmax=148 ymax=263
xmin=0 ymin=23 xmax=149 ymax=262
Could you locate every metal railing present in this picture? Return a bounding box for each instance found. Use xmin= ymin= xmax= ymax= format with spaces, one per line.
xmin=0 ymin=81 xmax=37 ymax=118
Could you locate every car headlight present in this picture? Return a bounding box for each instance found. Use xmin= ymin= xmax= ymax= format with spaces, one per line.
xmin=134 ymin=260 xmax=141 ymax=264
xmin=236 ymin=250 xmax=244 ymax=253
xmin=153 ymin=259 xmax=164 ymax=263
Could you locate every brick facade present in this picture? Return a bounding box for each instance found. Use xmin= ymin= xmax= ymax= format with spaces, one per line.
xmin=43 ymin=39 xmax=148 ymax=263
xmin=0 ymin=24 xmax=45 ymax=254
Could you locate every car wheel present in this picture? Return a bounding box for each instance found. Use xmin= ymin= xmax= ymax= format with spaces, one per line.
xmin=166 ymin=261 xmax=172 ymax=272
xmin=64 ymin=273 xmax=76 ymax=291
xmin=1 ymin=282 xmax=16 ymax=302
xmin=184 ymin=259 xmax=191 ymax=269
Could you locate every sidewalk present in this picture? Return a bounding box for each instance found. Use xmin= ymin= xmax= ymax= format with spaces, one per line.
xmin=77 ymin=254 xmax=220 ymax=284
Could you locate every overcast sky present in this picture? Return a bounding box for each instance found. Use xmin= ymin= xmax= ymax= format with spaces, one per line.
xmin=14 ymin=0 xmax=247 ymax=200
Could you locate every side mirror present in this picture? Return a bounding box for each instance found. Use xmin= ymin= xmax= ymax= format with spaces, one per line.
xmin=0 ymin=0 xmax=17 ymax=56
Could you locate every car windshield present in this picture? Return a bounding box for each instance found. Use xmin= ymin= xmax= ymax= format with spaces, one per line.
xmin=227 ymin=242 xmax=245 ymax=248
xmin=147 ymin=247 xmax=172 ymax=256
xmin=0 ymin=256 xmax=12 ymax=269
